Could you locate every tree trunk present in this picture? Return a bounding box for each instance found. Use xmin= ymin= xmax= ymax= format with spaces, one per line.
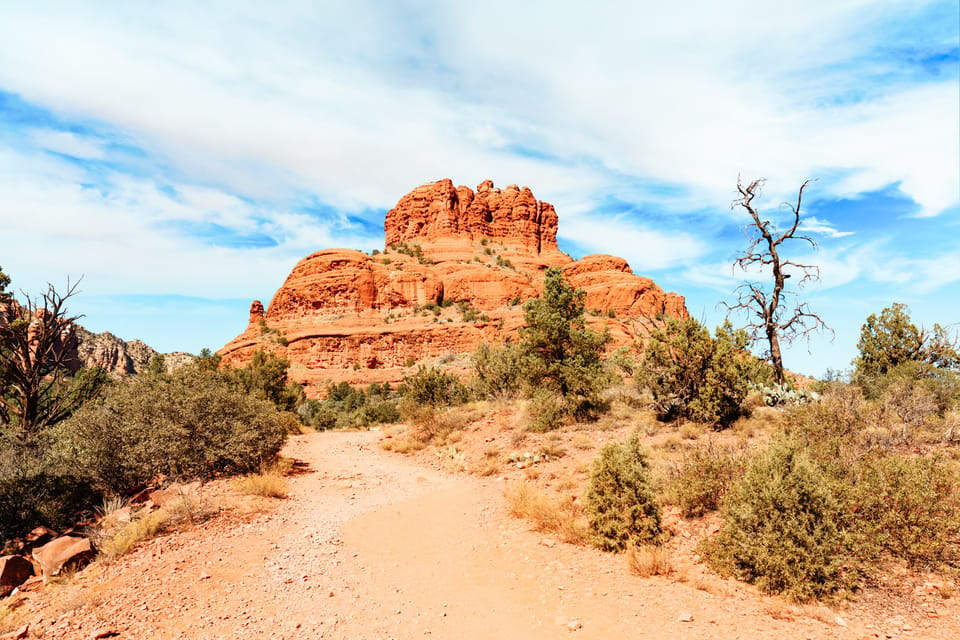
xmin=768 ymin=328 xmax=784 ymax=385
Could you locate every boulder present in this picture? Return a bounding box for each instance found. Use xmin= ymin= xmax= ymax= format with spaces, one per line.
xmin=18 ymin=526 xmax=57 ymax=556
xmin=31 ymin=536 xmax=95 ymax=582
xmin=0 ymin=555 xmax=34 ymax=597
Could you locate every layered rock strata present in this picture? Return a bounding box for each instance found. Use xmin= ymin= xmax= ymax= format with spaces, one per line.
xmin=219 ymin=179 xmax=688 ymax=395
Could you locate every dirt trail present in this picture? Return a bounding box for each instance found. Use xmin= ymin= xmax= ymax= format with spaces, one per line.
xmin=17 ymin=431 xmax=958 ymax=639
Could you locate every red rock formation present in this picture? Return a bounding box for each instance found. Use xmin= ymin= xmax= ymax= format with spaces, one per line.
xmin=219 ymin=180 xmax=688 ymax=395
xmin=385 ymin=179 xmax=559 ymax=253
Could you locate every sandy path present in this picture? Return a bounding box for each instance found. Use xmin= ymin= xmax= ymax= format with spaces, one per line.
xmin=22 ymin=431 xmax=958 ymax=639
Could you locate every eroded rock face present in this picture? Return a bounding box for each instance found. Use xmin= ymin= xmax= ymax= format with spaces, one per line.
xmin=219 ymin=179 xmax=688 ymax=395
xmin=385 ymin=179 xmax=559 ymax=253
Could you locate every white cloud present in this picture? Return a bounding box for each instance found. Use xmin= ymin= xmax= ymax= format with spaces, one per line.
xmin=560 ymin=217 xmax=707 ymax=272
xmin=0 ymin=1 xmax=953 ymax=219
xmin=30 ymin=129 xmax=105 ymax=159
xmin=802 ymin=217 xmax=855 ymax=238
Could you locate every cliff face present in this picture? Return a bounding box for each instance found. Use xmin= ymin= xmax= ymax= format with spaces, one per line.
xmin=385 ymin=179 xmax=559 ymax=253
xmin=219 ymin=179 xmax=688 ymax=395
xmin=0 ymin=299 xmax=192 ymax=377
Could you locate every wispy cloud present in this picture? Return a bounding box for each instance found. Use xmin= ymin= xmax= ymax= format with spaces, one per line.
xmin=802 ymin=217 xmax=855 ymax=238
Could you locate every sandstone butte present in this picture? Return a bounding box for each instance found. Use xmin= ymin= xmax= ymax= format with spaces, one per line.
xmin=218 ymin=179 xmax=688 ymax=396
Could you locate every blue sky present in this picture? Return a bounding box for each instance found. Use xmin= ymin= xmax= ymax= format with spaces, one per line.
xmin=0 ymin=0 xmax=957 ymax=377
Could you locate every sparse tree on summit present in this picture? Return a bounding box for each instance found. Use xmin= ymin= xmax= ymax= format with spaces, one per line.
xmin=723 ymin=178 xmax=831 ymax=385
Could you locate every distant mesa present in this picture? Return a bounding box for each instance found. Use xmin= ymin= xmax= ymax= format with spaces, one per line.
xmin=218 ymin=179 xmax=688 ymax=394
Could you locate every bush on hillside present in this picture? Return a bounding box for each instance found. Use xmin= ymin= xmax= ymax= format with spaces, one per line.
xmin=0 ymin=434 xmax=99 ymax=542
xmin=472 ymin=341 xmax=527 ymax=399
xmin=702 ymin=437 xmax=852 ymax=601
xmin=221 ymin=349 xmax=306 ymax=413
xmin=298 ymin=381 xmax=401 ymax=430
xmin=639 ymin=318 xmax=757 ymax=428
xmin=397 ymin=366 xmax=470 ymax=408
xmin=51 ymin=363 xmax=287 ymax=495
xmin=583 ymin=432 xmax=662 ymax=552
xmin=853 ymin=304 xmax=960 ymax=416
xmin=668 ymin=443 xmax=744 ymax=517
xmin=845 ymin=452 xmax=960 ymax=567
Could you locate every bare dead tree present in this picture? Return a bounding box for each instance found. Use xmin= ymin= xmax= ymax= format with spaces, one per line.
xmin=722 ymin=177 xmax=832 ymax=385
xmin=0 ymin=278 xmax=106 ymax=437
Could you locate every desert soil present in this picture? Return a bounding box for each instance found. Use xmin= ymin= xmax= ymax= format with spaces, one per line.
xmin=7 ymin=430 xmax=958 ymax=639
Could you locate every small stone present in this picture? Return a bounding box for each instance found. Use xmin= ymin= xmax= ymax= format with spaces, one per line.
xmin=89 ymin=629 xmax=120 ymax=639
xmin=834 ymin=615 xmax=847 ymax=627
xmin=678 ymin=612 xmax=694 ymax=622
xmin=565 ymin=619 xmax=582 ymax=631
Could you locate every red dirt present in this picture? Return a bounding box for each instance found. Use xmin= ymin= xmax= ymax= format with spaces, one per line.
xmin=6 ymin=430 xmax=958 ymax=639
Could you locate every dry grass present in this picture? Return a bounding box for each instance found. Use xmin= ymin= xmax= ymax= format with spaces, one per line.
xmin=469 ymin=447 xmax=503 ymax=477
xmin=233 ymin=469 xmax=290 ymax=499
xmin=692 ymin=575 xmax=729 ymax=596
xmin=571 ymin=434 xmax=595 ymax=450
xmin=503 ymin=481 xmax=589 ymax=545
xmin=99 ymin=494 xmax=212 ymax=563
xmin=0 ymin=602 xmax=28 ymax=635
xmin=380 ymin=434 xmax=428 ymax=454
xmin=98 ymin=509 xmax=171 ymax=562
xmin=679 ymin=421 xmax=708 ymax=440
xmin=539 ymin=434 xmax=567 ymax=459
xmin=626 ymin=544 xmax=674 ymax=577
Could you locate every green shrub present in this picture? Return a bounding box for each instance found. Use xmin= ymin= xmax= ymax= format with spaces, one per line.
xmin=669 ymin=443 xmax=743 ymax=517
xmin=783 ymin=383 xmax=868 ymax=441
xmin=221 ymin=349 xmax=305 ymax=413
xmin=639 ymin=318 xmax=755 ymax=428
xmin=52 ymin=364 xmax=287 ymax=494
xmin=583 ymin=432 xmax=662 ymax=552
xmin=0 ymin=435 xmax=99 ymax=542
xmin=472 ymin=342 xmax=527 ymax=399
xmin=845 ymin=453 xmax=960 ymax=567
xmin=297 ymin=401 xmax=338 ymax=430
xmin=703 ymin=437 xmax=851 ymax=601
xmin=397 ymin=366 xmax=470 ymax=408
xmin=525 ymin=388 xmax=568 ymax=433
xmin=356 ymin=399 xmax=401 ymax=426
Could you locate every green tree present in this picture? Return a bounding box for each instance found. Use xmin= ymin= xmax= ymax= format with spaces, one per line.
xmin=640 ymin=317 xmax=758 ymax=428
xmin=520 ymin=267 xmax=610 ymax=418
xmin=854 ymin=303 xmax=959 ymax=380
xmin=0 ymin=265 xmax=10 ymax=305
xmin=223 ymin=349 xmax=305 ymax=412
